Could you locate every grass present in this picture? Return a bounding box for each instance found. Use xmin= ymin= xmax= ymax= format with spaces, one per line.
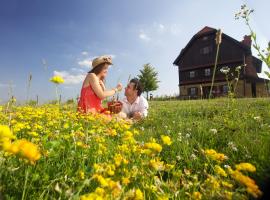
xmin=0 ymin=98 xmax=269 ymax=199
xmin=137 ymin=98 xmax=270 ymax=185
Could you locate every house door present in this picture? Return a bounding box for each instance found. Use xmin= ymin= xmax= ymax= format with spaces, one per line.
xmin=251 ymin=83 xmax=256 ymax=97
xmin=202 ymin=86 xmax=211 ymax=98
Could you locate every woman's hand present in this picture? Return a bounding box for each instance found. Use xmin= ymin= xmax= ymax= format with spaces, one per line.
xmin=116 ymin=83 xmax=122 ymax=92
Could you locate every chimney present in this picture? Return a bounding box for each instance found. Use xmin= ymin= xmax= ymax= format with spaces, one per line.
xmin=241 ymin=35 xmax=252 ymax=47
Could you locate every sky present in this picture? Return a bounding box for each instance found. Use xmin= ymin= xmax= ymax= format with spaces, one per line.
xmin=0 ymin=0 xmax=269 ymax=103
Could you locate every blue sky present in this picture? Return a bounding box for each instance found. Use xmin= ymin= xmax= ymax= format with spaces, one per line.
xmin=0 ymin=0 xmax=269 ymax=103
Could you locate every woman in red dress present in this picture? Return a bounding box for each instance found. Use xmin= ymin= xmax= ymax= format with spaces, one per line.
xmin=78 ymin=55 xmax=122 ymax=113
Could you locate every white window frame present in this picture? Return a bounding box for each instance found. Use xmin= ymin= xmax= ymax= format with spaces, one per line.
xmin=189 ymin=71 xmax=195 ymax=78
xmin=205 ymin=68 xmax=211 ymax=76
xmin=190 ymin=87 xmax=196 ymax=95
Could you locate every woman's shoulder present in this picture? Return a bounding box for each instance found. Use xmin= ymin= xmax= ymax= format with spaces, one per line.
xmin=82 ymin=73 xmax=97 ymax=88
xmin=88 ymin=73 xmax=98 ymax=81
xmin=88 ymin=73 xmax=97 ymax=78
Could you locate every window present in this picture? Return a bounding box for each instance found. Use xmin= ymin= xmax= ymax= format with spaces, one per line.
xmin=190 ymin=87 xmax=197 ymax=95
xmin=223 ymin=85 xmax=228 ymax=94
xmin=189 ymin=71 xmax=195 ymax=78
xmin=202 ymin=36 xmax=208 ymax=41
xmin=205 ymin=68 xmax=211 ymax=76
xmin=200 ymin=46 xmax=213 ymax=54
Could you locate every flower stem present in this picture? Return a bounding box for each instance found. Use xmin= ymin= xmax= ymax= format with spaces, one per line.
xmin=21 ymin=168 xmax=29 ymax=200
xmin=55 ymin=85 xmax=59 ymax=104
xmin=209 ymin=43 xmax=221 ymax=99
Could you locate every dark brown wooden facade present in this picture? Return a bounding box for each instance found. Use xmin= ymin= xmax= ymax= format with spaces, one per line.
xmin=173 ymin=26 xmax=269 ymax=99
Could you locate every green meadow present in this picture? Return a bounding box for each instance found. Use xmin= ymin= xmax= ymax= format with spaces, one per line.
xmin=0 ymin=98 xmax=269 ymax=199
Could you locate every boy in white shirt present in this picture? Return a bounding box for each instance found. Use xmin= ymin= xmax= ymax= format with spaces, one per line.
xmin=120 ymin=78 xmax=149 ymax=120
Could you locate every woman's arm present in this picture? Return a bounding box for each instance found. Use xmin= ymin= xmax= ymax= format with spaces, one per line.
xmin=89 ymin=73 xmax=116 ymax=99
xmin=99 ymin=80 xmax=106 ymax=91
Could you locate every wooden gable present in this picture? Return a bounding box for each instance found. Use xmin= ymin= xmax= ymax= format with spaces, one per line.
xmin=173 ymin=26 xmax=251 ymax=71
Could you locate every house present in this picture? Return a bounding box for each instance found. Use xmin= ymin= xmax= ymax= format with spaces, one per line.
xmin=173 ymin=26 xmax=269 ymax=99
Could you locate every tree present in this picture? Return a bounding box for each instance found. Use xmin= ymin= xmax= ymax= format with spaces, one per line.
xmin=138 ymin=63 xmax=159 ymax=100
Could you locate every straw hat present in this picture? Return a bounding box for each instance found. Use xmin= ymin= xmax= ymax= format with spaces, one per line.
xmin=92 ymin=55 xmax=113 ymax=68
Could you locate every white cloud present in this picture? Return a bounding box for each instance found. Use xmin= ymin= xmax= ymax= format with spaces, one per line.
xmin=138 ymin=23 xmax=182 ymax=43
xmin=78 ymin=54 xmax=116 ymax=68
xmin=63 ymin=86 xmax=75 ymax=89
xmin=139 ymin=32 xmax=151 ymax=41
xmin=81 ymin=51 xmax=88 ymax=56
xmin=71 ymin=68 xmax=86 ymax=73
xmin=258 ymin=62 xmax=270 ymax=80
xmin=78 ymin=59 xmax=92 ymax=68
xmin=156 ymin=23 xmax=182 ymax=35
xmin=169 ymin=24 xmax=182 ymax=35
xmin=0 ymin=83 xmax=16 ymax=88
xmin=109 ymin=54 xmax=116 ymax=59
xmin=153 ymin=23 xmax=165 ymax=33
xmin=54 ymin=70 xmax=85 ymax=85
xmin=159 ymin=24 xmax=165 ymax=30
xmin=0 ymin=83 xmax=9 ymax=87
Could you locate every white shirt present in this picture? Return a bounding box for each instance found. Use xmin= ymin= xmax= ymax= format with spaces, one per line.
xmin=121 ymin=96 xmax=149 ymax=118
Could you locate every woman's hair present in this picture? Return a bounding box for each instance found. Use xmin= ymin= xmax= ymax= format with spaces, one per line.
xmin=88 ymin=63 xmax=109 ymax=81
xmin=130 ymin=78 xmax=143 ymax=96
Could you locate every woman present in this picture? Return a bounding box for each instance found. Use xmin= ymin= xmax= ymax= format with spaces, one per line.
xmin=78 ymin=55 xmax=122 ymax=113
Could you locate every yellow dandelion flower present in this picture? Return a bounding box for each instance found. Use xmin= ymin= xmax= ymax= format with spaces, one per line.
xmin=205 ymin=175 xmax=220 ymax=190
xmin=165 ymin=163 xmax=175 ymax=171
xmin=2 ymin=139 xmax=12 ymax=151
xmin=79 ymin=170 xmax=85 ymax=180
xmin=150 ymin=158 xmax=165 ymax=171
xmin=161 ymin=135 xmax=172 ymax=145
xmin=95 ymin=187 xmax=105 ymax=196
xmin=214 ymin=165 xmax=227 ymax=177
xmin=114 ymin=154 xmax=123 ymax=166
xmin=235 ymin=163 xmax=256 ymax=172
xmin=16 ymin=139 xmax=41 ymax=163
xmin=192 ymin=191 xmax=202 ymax=200
xmin=134 ymin=189 xmax=143 ymax=200
xmin=145 ymin=142 xmax=162 ymax=153
xmin=63 ymin=123 xmax=69 ymax=129
xmin=221 ymin=181 xmax=233 ymax=188
xmin=230 ymin=170 xmax=262 ymax=198
xmin=80 ymin=188 xmax=105 ymax=200
xmin=50 ymin=75 xmax=64 ymax=84
xmin=0 ymin=125 xmax=15 ymax=142
xmin=224 ymin=191 xmax=232 ymax=200
xmin=108 ymin=180 xmax=122 ymax=197
xmin=93 ymin=174 xmax=109 ymax=188
xmin=204 ymin=149 xmax=227 ymax=162
xmin=157 ymin=195 xmax=169 ymax=200
xmin=106 ymin=164 xmax=115 ymax=176
xmin=122 ymin=177 xmax=130 ymax=185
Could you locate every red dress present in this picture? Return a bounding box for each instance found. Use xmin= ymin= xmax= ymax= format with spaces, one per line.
xmin=77 ymin=84 xmax=103 ymax=113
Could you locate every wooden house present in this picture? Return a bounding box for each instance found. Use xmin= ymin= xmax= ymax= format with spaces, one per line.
xmin=173 ymin=26 xmax=269 ymax=99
